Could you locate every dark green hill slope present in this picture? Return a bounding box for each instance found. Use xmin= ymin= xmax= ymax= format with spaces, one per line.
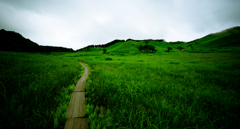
xmin=0 ymin=29 xmax=40 ymax=52
xmin=185 ymin=26 xmax=240 ymax=53
xmin=0 ymin=29 xmax=74 ymax=53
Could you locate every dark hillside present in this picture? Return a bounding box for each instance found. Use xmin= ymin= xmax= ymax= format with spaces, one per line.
xmin=0 ymin=29 xmax=74 ymax=53
xmin=0 ymin=29 xmax=40 ymax=52
xmin=188 ymin=26 xmax=240 ymax=45
xmin=185 ymin=26 xmax=240 ymax=53
xmin=40 ymin=46 xmax=74 ymax=53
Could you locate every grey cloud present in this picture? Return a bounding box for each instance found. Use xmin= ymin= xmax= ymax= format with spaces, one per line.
xmin=0 ymin=0 xmax=240 ymax=50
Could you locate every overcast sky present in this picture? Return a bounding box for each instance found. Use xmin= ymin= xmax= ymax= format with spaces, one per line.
xmin=0 ymin=0 xmax=240 ymax=50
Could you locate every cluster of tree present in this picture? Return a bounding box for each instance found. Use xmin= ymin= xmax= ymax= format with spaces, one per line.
xmin=138 ymin=44 xmax=157 ymax=53
xmin=186 ymin=44 xmax=193 ymax=49
xmin=169 ymin=41 xmax=186 ymax=44
xmin=103 ymin=49 xmax=107 ymax=54
xmin=39 ymin=46 xmax=74 ymax=54
xmin=134 ymin=39 xmax=165 ymax=42
xmin=176 ymin=46 xmax=185 ymax=51
xmin=0 ymin=29 xmax=74 ymax=53
xmin=126 ymin=38 xmax=165 ymax=42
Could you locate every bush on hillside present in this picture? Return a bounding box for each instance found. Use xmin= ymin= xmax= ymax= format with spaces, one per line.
xmin=138 ymin=44 xmax=157 ymax=53
xmin=103 ymin=49 xmax=107 ymax=54
xmin=165 ymin=47 xmax=172 ymax=52
xmin=138 ymin=45 xmax=144 ymax=52
xmin=177 ymin=46 xmax=185 ymax=51
xmin=105 ymin=58 xmax=112 ymax=60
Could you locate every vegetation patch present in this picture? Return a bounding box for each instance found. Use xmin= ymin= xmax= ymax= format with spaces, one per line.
xmin=169 ymin=62 xmax=180 ymax=64
xmin=136 ymin=60 xmax=144 ymax=62
xmin=82 ymin=60 xmax=240 ymax=128
xmin=0 ymin=51 xmax=83 ymax=129
xmin=105 ymin=58 xmax=113 ymax=60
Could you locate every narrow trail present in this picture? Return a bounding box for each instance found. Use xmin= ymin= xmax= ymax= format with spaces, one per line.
xmin=65 ymin=61 xmax=89 ymax=129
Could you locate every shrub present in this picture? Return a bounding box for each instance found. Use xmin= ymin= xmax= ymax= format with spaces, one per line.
xmin=169 ymin=62 xmax=180 ymax=64
xmin=177 ymin=46 xmax=185 ymax=51
xmin=105 ymin=58 xmax=112 ymax=60
xmin=103 ymin=49 xmax=107 ymax=54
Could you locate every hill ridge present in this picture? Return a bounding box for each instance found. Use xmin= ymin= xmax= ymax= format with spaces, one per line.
xmin=0 ymin=29 xmax=74 ymax=52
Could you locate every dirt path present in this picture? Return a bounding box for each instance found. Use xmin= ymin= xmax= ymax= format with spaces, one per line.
xmin=65 ymin=62 xmax=89 ymax=129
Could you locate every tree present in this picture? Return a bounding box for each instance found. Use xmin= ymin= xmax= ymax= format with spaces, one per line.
xmin=103 ymin=49 xmax=107 ymax=53
xmin=168 ymin=47 xmax=172 ymax=51
xmin=138 ymin=44 xmax=157 ymax=53
xmin=148 ymin=45 xmax=157 ymax=53
xmin=86 ymin=47 xmax=90 ymax=51
xmin=144 ymin=44 xmax=149 ymax=53
xmin=165 ymin=47 xmax=172 ymax=53
xmin=177 ymin=46 xmax=184 ymax=51
xmin=138 ymin=44 xmax=144 ymax=52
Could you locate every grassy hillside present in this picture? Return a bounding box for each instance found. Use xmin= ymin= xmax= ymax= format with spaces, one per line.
xmin=75 ymin=41 xmax=189 ymax=56
xmin=185 ymin=26 xmax=240 ymax=53
xmin=75 ymin=27 xmax=240 ymax=55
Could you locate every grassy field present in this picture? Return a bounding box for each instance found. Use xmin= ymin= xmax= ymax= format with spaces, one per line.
xmin=82 ymin=54 xmax=240 ymax=128
xmin=1 ymin=49 xmax=240 ymax=128
xmin=63 ymin=47 xmax=240 ymax=129
xmin=0 ymin=51 xmax=83 ymax=128
xmin=1 ymin=27 xmax=240 ymax=128
xmin=1 ymin=48 xmax=240 ymax=129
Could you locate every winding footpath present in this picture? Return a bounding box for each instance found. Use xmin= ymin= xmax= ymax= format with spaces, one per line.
xmin=65 ymin=62 xmax=89 ymax=129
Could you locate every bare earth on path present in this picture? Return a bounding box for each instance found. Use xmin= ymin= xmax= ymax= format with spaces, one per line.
xmin=65 ymin=62 xmax=89 ymax=129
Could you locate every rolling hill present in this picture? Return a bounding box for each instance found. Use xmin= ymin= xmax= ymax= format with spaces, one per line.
xmin=76 ymin=26 xmax=240 ymax=55
xmin=2 ymin=26 xmax=239 ymax=54
xmin=105 ymin=26 xmax=240 ymax=54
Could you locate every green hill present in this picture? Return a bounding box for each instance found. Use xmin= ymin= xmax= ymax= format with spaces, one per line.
xmin=100 ymin=40 xmax=188 ymax=55
xmin=185 ymin=26 xmax=240 ymax=53
xmin=105 ymin=26 xmax=240 ymax=54
xmin=76 ymin=26 xmax=240 ymax=55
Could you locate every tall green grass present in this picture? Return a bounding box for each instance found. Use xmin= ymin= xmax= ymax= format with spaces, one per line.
xmin=1 ymin=49 xmax=240 ymax=128
xmin=0 ymin=51 xmax=83 ymax=128
xmin=84 ymin=55 xmax=240 ymax=128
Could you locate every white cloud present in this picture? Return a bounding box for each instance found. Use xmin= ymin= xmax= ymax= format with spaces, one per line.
xmin=0 ymin=0 xmax=240 ymax=50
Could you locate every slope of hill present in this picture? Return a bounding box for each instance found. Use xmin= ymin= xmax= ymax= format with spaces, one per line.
xmin=185 ymin=26 xmax=240 ymax=53
xmin=103 ymin=40 xmax=187 ymax=54
xmin=0 ymin=29 xmax=74 ymax=53
xmin=0 ymin=29 xmax=40 ymax=52
xmin=75 ymin=39 xmax=192 ymax=56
